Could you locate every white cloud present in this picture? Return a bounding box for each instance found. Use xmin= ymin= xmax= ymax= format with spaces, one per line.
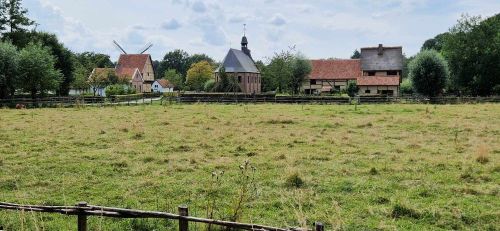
xmin=22 ymin=0 xmax=500 ymax=62
xmin=269 ymin=14 xmax=287 ymax=26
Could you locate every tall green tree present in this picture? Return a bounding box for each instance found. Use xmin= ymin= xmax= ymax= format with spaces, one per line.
xmin=290 ymin=55 xmax=312 ymax=94
xmin=409 ymin=50 xmax=449 ymax=97
xmin=4 ymin=0 xmax=34 ymax=33
xmin=262 ymin=50 xmax=293 ymax=93
xmin=18 ymin=43 xmax=62 ymax=99
xmin=0 ymin=41 xmax=19 ymax=98
xmin=3 ymin=32 xmax=76 ymax=95
xmin=442 ymin=14 xmax=500 ymax=96
xmin=158 ymin=49 xmax=190 ymax=79
xmin=0 ymin=0 xmax=8 ymax=32
xmin=186 ymin=61 xmax=213 ymax=91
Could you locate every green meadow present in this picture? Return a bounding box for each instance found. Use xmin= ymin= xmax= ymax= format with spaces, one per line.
xmin=0 ymin=104 xmax=499 ymax=230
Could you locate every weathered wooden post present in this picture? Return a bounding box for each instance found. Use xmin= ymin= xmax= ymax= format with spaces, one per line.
xmin=178 ymin=205 xmax=188 ymax=231
xmin=314 ymin=222 xmax=324 ymax=231
xmin=77 ymin=202 xmax=88 ymax=231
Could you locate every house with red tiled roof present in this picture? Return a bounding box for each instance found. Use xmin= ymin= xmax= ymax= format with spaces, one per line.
xmin=302 ymin=59 xmax=361 ymax=94
xmin=303 ymin=44 xmax=403 ymax=96
xmin=88 ymin=54 xmax=156 ymax=95
xmin=116 ymin=54 xmax=155 ymax=93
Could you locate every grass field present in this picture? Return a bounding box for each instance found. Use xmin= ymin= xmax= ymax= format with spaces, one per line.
xmin=0 ymin=103 xmax=499 ymax=230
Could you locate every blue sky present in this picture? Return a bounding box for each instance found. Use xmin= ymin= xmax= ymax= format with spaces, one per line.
xmin=23 ymin=0 xmax=500 ymax=62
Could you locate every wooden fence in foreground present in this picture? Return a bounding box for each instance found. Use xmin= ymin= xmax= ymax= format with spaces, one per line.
xmin=0 ymin=202 xmax=324 ymax=231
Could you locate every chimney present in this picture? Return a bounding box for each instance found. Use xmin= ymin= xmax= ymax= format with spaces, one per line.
xmin=378 ymin=44 xmax=384 ymax=55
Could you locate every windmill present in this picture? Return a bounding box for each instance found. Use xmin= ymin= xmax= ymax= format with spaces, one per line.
xmin=113 ymin=40 xmax=154 ymax=55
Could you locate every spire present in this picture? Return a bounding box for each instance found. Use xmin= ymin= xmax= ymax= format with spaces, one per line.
xmin=241 ymin=24 xmax=248 ymax=48
xmin=241 ymin=24 xmax=251 ymax=58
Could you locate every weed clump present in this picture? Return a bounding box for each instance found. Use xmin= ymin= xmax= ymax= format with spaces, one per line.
xmin=132 ymin=132 xmax=144 ymax=140
xmin=475 ymin=145 xmax=490 ymax=164
xmin=265 ymin=119 xmax=296 ymax=125
xmin=285 ymin=172 xmax=304 ymax=188
xmin=369 ymin=167 xmax=379 ymax=175
xmin=391 ymin=203 xmax=421 ymax=219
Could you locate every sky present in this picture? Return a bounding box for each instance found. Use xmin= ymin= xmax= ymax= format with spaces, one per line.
xmin=22 ymin=0 xmax=500 ymax=62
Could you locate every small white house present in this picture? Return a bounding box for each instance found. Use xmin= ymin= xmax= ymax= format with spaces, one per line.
xmin=152 ymin=79 xmax=175 ymax=93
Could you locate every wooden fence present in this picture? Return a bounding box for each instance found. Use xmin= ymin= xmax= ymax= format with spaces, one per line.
xmin=1 ymin=95 xmax=499 ymax=108
xmin=0 ymin=202 xmax=324 ymax=231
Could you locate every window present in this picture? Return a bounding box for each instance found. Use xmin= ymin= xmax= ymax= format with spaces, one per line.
xmin=387 ymin=71 xmax=398 ymax=76
xmin=248 ymin=76 xmax=250 ymax=83
xmin=368 ymin=72 xmax=376 ymax=76
xmin=310 ymin=80 xmax=317 ymax=85
xmin=365 ymin=89 xmax=371 ymax=94
xmin=238 ymin=76 xmax=242 ymax=83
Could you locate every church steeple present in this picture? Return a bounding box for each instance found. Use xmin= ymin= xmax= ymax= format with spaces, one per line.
xmin=241 ymin=24 xmax=252 ymax=59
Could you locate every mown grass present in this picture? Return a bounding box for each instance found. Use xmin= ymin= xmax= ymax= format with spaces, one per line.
xmin=0 ymin=103 xmax=499 ymax=230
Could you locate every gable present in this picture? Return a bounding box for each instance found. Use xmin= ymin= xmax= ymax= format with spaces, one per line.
xmin=116 ymin=54 xmax=150 ymax=76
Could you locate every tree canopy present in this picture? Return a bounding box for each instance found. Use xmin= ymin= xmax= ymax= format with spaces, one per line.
xmin=262 ymin=50 xmax=311 ymax=94
xmin=0 ymin=0 xmax=34 ymax=33
xmin=163 ymin=69 xmax=183 ymax=90
xmin=18 ymin=43 xmax=62 ymax=99
xmin=409 ymin=50 xmax=449 ymax=97
xmin=441 ymin=14 xmax=500 ymax=96
xmin=186 ymin=61 xmax=213 ymax=91
xmin=0 ymin=41 xmax=19 ymax=98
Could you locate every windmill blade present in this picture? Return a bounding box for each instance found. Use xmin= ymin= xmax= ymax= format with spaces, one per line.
xmin=113 ymin=40 xmax=127 ymax=54
xmin=138 ymin=43 xmax=153 ymax=54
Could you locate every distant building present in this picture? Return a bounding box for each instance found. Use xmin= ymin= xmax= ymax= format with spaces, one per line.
xmin=116 ymin=54 xmax=155 ymax=93
xmin=215 ymin=35 xmax=261 ymax=94
xmin=303 ymin=59 xmax=360 ymax=94
xmin=87 ymin=54 xmax=156 ymax=95
xmin=358 ymin=44 xmax=402 ymax=96
xmin=303 ymin=44 xmax=403 ymax=96
xmin=153 ymin=79 xmax=175 ymax=93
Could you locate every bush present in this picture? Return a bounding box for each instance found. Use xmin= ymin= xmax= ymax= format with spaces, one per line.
xmin=400 ymin=78 xmax=413 ymax=95
xmin=204 ymin=79 xmax=216 ymax=92
xmin=105 ymin=84 xmax=136 ymax=96
xmin=409 ymin=50 xmax=449 ymax=97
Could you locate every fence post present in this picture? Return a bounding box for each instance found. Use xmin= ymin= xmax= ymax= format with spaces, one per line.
xmin=314 ymin=222 xmax=324 ymax=231
xmin=77 ymin=202 xmax=88 ymax=231
xmin=178 ymin=205 xmax=188 ymax=231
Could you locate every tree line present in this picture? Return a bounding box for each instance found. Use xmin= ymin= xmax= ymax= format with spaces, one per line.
xmin=403 ymin=14 xmax=499 ymax=97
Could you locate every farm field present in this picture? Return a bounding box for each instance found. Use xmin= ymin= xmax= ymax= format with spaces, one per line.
xmin=0 ymin=104 xmax=499 ymax=230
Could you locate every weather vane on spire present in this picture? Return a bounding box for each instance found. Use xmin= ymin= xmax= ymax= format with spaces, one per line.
xmin=243 ymin=24 xmax=246 ymax=36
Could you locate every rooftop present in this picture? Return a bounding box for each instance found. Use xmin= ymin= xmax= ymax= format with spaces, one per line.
xmin=309 ymin=59 xmax=361 ymax=80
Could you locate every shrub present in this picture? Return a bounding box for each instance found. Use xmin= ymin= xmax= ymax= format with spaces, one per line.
xmin=347 ymin=81 xmax=359 ymax=97
xmin=409 ymin=50 xmax=449 ymax=97
xmin=285 ymin=172 xmax=304 ymax=188
xmin=400 ymin=78 xmax=413 ymax=95
xmin=105 ymin=84 xmax=136 ymax=96
xmin=204 ymin=79 xmax=216 ymax=92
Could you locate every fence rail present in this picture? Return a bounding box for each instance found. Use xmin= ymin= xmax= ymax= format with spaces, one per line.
xmin=0 ymin=201 xmax=323 ymax=231
xmin=1 ymin=95 xmax=499 ymax=108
